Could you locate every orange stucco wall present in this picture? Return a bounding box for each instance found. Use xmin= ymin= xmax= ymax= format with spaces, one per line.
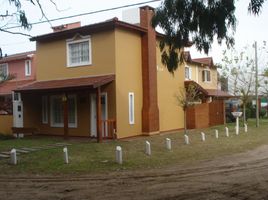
xmin=114 ymin=28 xmax=143 ymax=138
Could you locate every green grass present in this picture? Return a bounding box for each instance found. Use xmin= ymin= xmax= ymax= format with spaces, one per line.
xmin=0 ymin=118 xmax=268 ymax=175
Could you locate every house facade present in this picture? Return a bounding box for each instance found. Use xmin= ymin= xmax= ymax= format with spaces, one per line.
xmin=0 ymin=51 xmax=36 ymax=134
xmin=14 ymin=6 xmax=185 ymax=140
xmin=183 ymin=51 xmax=231 ymax=129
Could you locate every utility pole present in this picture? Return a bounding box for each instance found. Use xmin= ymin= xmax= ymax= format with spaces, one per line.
xmin=254 ymin=41 xmax=259 ymax=127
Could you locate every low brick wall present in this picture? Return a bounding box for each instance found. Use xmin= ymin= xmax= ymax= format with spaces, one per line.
xmin=0 ymin=115 xmax=13 ymax=134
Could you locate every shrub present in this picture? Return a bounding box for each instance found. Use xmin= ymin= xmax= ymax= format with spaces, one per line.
xmin=260 ymin=109 xmax=267 ymax=118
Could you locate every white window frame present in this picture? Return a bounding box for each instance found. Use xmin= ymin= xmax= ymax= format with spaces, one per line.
xmin=25 ymin=60 xmax=31 ymax=76
xmin=202 ymin=69 xmax=211 ymax=82
xmin=42 ymin=96 xmax=48 ymax=124
xmin=128 ymin=92 xmax=135 ymax=125
xmin=0 ymin=63 xmax=8 ymax=77
xmin=66 ymin=36 xmax=92 ymax=67
xmin=185 ymin=66 xmax=192 ymax=80
xmin=50 ymin=95 xmax=77 ymax=128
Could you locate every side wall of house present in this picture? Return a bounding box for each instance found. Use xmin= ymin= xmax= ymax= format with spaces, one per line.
xmin=156 ymin=45 xmax=185 ymax=132
xmin=114 ymin=29 xmax=143 ymax=138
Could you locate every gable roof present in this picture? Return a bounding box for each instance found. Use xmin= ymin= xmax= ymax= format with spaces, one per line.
xmin=192 ymin=57 xmax=215 ymax=68
xmin=30 ymin=18 xmax=147 ymax=42
xmin=0 ymin=51 xmax=35 ymax=64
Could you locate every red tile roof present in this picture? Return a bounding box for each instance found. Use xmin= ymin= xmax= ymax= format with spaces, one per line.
xmin=14 ymin=75 xmax=115 ymax=92
xmin=192 ymin=57 xmax=214 ymax=68
xmin=0 ymin=51 xmax=35 ymax=64
xmin=30 ymin=18 xmax=147 ymax=42
xmin=184 ymin=80 xmax=231 ymax=98
xmin=0 ymin=80 xmax=34 ymax=95
xmin=206 ymin=89 xmax=232 ymax=98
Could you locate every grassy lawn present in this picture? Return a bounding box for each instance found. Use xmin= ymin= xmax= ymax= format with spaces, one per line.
xmin=0 ymin=118 xmax=268 ymax=175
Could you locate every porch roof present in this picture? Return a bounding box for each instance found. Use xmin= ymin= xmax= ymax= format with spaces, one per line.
xmin=0 ymin=80 xmax=34 ymax=95
xmin=184 ymin=80 xmax=232 ymax=98
xmin=14 ymin=74 xmax=115 ymax=93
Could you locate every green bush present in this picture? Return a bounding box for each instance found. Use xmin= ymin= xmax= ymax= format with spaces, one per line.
xmin=260 ymin=109 xmax=267 ymax=118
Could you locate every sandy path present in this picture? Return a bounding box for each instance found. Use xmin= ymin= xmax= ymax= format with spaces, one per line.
xmin=1 ymin=145 xmax=268 ymax=200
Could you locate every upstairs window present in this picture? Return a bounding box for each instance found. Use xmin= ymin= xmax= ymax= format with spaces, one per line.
xmin=67 ymin=37 xmax=91 ymax=67
xmin=0 ymin=63 xmax=8 ymax=78
xmin=25 ymin=60 xmax=31 ymax=76
xmin=202 ymin=70 xmax=211 ymax=82
xmin=185 ymin=66 xmax=192 ymax=80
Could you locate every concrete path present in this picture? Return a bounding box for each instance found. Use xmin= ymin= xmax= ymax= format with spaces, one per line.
xmin=0 ymin=143 xmax=71 ymax=159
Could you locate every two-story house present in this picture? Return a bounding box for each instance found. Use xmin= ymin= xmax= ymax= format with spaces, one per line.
xmin=183 ymin=51 xmax=231 ymax=129
xmin=14 ymin=6 xmax=186 ymax=140
xmin=0 ymin=51 xmax=36 ymax=134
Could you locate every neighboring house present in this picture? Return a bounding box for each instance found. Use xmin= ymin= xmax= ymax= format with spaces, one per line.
xmin=14 ymin=6 xmax=186 ymax=140
xmin=0 ymin=51 xmax=36 ymax=134
xmin=183 ymin=51 xmax=231 ymax=128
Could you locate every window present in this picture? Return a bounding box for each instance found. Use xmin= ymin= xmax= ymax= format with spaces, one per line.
xmin=202 ymin=70 xmax=211 ymax=82
xmin=0 ymin=63 xmax=8 ymax=78
xmin=50 ymin=95 xmax=77 ymax=127
xmin=42 ymin=96 xmax=48 ymax=124
xmin=25 ymin=60 xmax=31 ymax=76
xmin=67 ymin=37 xmax=91 ymax=67
xmin=128 ymin=92 xmax=135 ymax=124
xmin=185 ymin=66 xmax=192 ymax=80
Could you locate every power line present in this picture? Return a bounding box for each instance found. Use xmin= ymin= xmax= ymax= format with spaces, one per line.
xmin=4 ymin=0 xmax=162 ymax=30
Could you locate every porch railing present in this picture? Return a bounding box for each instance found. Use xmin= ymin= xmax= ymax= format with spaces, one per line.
xmin=101 ymin=119 xmax=116 ymax=139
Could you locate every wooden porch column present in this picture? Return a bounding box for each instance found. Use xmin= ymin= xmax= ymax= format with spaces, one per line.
xmin=63 ymin=93 xmax=69 ymax=139
xmin=96 ymin=87 xmax=102 ymax=143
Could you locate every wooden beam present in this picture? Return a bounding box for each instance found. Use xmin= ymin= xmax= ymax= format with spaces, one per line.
xmin=63 ymin=93 xmax=69 ymax=139
xmin=96 ymin=87 xmax=102 ymax=143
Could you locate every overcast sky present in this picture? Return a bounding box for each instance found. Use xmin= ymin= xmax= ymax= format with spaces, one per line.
xmin=1 ymin=0 xmax=268 ymax=65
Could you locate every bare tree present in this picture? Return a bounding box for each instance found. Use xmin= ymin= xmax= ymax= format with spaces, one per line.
xmin=175 ymin=82 xmax=201 ymax=135
xmin=221 ymin=47 xmax=259 ymax=124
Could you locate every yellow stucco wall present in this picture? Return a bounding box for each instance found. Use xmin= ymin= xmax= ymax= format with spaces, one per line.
xmin=36 ymin=31 xmax=116 ymax=81
xmin=157 ymin=46 xmax=185 ymax=132
xmin=0 ymin=115 xmax=13 ymax=134
xmin=185 ymin=63 xmax=218 ymax=89
xmin=197 ymin=66 xmax=218 ymax=89
xmin=114 ymin=29 xmax=143 ymax=138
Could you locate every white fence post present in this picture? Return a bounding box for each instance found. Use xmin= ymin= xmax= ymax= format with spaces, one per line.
xmin=215 ymin=130 xmax=219 ymax=139
xmin=145 ymin=141 xmax=151 ymax=156
xmin=166 ymin=138 xmax=171 ymax=150
xmin=10 ymin=149 xmax=17 ymax=165
xmin=225 ymin=127 xmax=229 ymax=137
xmin=115 ymin=146 xmax=122 ymax=164
xmin=201 ymin=132 xmax=206 ymax=142
xmin=244 ymin=124 xmax=248 ymax=133
xmin=63 ymin=147 xmax=69 ymax=164
xmin=184 ymin=135 xmax=189 ymax=145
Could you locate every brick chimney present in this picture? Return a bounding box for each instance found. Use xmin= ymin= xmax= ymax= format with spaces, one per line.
xmin=140 ymin=6 xmax=159 ymax=134
xmin=52 ymin=22 xmax=81 ymax=32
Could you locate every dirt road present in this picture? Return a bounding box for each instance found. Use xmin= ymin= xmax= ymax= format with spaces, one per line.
xmin=1 ymin=145 xmax=268 ymax=200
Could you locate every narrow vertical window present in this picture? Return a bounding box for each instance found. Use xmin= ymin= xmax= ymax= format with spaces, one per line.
xmin=128 ymin=92 xmax=134 ymax=124
xmin=42 ymin=96 xmax=48 ymax=124
xmin=25 ymin=60 xmax=31 ymax=76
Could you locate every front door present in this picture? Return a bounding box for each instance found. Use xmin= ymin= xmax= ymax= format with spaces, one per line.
xmin=90 ymin=93 xmax=108 ymax=137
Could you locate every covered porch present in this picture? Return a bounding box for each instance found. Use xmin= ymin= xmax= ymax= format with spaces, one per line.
xmin=14 ymin=75 xmax=116 ymax=142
